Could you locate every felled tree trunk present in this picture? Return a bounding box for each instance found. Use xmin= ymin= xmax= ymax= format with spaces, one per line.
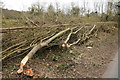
xmin=17 ymin=28 xmax=70 ymax=73
xmin=17 ymin=25 xmax=97 ymax=73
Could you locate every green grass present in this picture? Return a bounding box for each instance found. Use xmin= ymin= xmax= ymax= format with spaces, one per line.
xmin=2 ymin=19 xmax=24 ymax=27
xmin=81 ymin=17 xmax=101 ymax=23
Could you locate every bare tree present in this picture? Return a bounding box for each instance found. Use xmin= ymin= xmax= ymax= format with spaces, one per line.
xmin=0 ymin=1 xmax=5 ymax=9
xmin=70 ymin=2 xmax=80 ymax=16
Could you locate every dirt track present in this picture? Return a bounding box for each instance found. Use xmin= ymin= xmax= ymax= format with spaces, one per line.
xmin=102 ymin=51 xmax=118 ymax=78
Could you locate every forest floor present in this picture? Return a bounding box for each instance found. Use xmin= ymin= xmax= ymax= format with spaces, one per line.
xmin=2 ymin=25 xmax=118 ymax=79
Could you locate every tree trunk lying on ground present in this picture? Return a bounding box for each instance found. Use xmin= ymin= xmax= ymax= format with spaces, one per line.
xmin=0 ymin=22 xmax=105 ymax=33
xmin=17 ymin=25 xmax=96 ymax=73
xmin=0 ymin=24 xmax=97 ymax=74
xmin=17 ymin=28 xmax=71 ymax=73
xmin=0 ymin=24 xmax=70 ymax=33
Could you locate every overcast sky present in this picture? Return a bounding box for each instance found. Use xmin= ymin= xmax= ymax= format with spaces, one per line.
xmin=1 ymin=0 xmax=118 ymax=11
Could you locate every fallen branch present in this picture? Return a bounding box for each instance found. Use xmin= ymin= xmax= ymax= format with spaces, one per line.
xmin=0 ymin=23 xmax=88 ymax=33
xmin=62 ymin=26 xmax=83 ymax=48
xmin=0 ymin=41 xmax=27 ymax=54
xmin=0 ymin=27 xmax=38 ymax=33
xmin=0 ymin=24 xmax=71 ymax=33
xmin=69 ymin=39 xmax=81 ymax=47
xmin=80 ymin=25 xmax=96 ymax=43
xmin=64 ymin=29 xmax=73 ymax=44
xmin=0 ymin=45 xmax=33 ymax=61
xmin=73 ymin=26 xmax=83 ymax=34
xmin=62 ymin=25 xmax=96 ymax=48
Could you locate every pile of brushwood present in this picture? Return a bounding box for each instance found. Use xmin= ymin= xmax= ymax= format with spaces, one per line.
xmin=1 ymin=23 xmax=99 ymax=74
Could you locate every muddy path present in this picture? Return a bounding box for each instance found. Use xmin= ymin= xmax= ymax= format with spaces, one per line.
xmin=102 ymin=51 xmax=118 ymax=78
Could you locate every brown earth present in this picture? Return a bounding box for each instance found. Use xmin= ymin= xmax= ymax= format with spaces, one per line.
xmin=2 ymin=26 xmax=118 ymax=79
